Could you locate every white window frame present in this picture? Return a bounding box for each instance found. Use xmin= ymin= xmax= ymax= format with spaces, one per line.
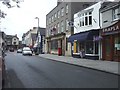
xmin=112 ymin=8 xmax=119 ymax=20
xmin=57 ymin=23 xmax=60 ymax=33
xmin=54 ymin=13 xmax=57 ymax=21
xmin=61 ymin=7 xmax=64 ymax=16
xmin=52 ymin=15 xmax=54 ymax=22
xmin=57 ymin=10 xmax=60 ymax=19
xmin=66 ymin=19 xmax=68 ymax=31
xmin=61 ymin=20 xmax=64 ymax=32
xmin=49 ymin=17 xmax=51 ymax=24
xmin=66 ymin=4 xmax=68 ymax=14
xmin=79 ymin=11 xmax=92 ymax=27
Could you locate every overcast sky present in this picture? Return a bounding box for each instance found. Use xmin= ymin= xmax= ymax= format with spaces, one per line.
xmin=0 ymin=0 xmax=57 ymax=40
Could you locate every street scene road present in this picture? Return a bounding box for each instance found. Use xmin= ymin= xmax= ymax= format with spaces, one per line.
xmin=4 ymin=52 xmax=118 ymax=88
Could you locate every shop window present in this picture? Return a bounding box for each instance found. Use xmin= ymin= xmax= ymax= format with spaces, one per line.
xmin=51 ymin=40 xmax=58 ymax=50
xmin=86 ymin=41 xmax=98 ymax=54
xmin=114 ymin=36 xmax=120 ymax=55
xmin=86 ymin=41 xmax=93 ymax=54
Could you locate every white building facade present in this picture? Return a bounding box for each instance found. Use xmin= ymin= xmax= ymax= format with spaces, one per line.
xmin=68 ymin=2 xmax=102 ymax=60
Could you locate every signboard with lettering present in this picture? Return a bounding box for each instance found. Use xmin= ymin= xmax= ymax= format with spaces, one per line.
xmin=101 ymin=20 xmax=120 ymax=35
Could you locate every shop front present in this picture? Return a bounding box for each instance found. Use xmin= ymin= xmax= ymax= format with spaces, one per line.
xmin=46 ymin=33 xmax=66 ymax=56
xmin=68 ymin=29 xmax=100 ymax=60
xmin=101 ymin=20 xmax=120 ymax=62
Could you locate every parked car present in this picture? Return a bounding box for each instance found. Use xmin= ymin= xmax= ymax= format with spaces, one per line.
xmin=22 ymin=47 xmax=32 ymax=56
xmin=9 ymin=48 xmax=14 ymax=52
xmin=17 ymin=49 xmax=22 ymax=53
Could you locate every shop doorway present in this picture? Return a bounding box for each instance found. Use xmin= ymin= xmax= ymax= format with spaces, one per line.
xmin=104 ymin=36 xmax=113 ymax=61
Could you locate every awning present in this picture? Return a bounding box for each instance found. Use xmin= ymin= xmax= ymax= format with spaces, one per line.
xmin=68 ymin=29 xmax=99 ymax=42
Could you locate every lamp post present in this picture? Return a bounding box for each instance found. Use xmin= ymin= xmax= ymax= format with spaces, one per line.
xmin=35 ymin=17 xmax=40 ymax=54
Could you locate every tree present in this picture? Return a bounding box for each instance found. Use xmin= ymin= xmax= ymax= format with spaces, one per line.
xmin=1 ymin=0 xmax=23 ymax=8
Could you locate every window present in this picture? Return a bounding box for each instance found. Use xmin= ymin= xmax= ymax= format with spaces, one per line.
xmin=66 ymin=19 xmax=68 ymax=31
xmin=51 ymin=40 xmax=58 ymax=50
xmin=14 ymin=38 xmax=16 ymax=41
xmin=86 ymin=41 xmax=98 ymax=54
xmin=66 ymin=4 xmax=68 ymax=14
xmin=51 ymin=26 xmax=53 ymax=35
xmin=54 ymin=13 xmax=57 ymax=21
xmin=57 ymin=10 xmax=60 ymax=19
xmin=79 ymin=11 xmax=92 ymax=27
xmin=89 ymin=12 xmax=92 ymax=25
xmin=14 ymin=42 xmax=16 ymax=45
xmin=46 ymin=19 xmax=48 ymax=26
xmin=114 ymin=35 xmax=120 ymax=56
xmin=113 ymin=8 xmax=119 ymax=20
xmin=49 ymin=17 xmax=51 ymax=24
xmin=61 ymin=7 xmax=64 ymax=16
xmin=57 ymin=23 xmax=60 ymax=33
xmin=61 ymin=21 xmax=64 ymax=32
xmin=86 ymin=41 xmax=93 ymax=54
xmin=52 ymin=15 xmax=54 ymax=22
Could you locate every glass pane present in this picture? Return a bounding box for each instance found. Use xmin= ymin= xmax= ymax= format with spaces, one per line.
xmin=86 ymin=41 xmax=93 ymax=54
xmin=85 ymin=16 xmax=88 ymax=25
xmin=105 ymin=37 xmax=111 ymax=55
xmin=89 ymin=16 xmax=92 ymax=25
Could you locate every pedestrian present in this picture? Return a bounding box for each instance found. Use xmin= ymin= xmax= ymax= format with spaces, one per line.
xmin=80 ymin=48 xmax=85 ymax=58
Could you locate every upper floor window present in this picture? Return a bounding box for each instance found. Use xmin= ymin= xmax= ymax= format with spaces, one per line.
xmin=49 ymin=17 xmax=51 ymax=24
xmin=57 ymin=10 xmax=60 ymax=19
xmin=57 ymin=23 xmax=60 ymax=33
xmin=66 ymin=19 xmax=68 ymax=31
xmin=46 ymin=19 xmax=48 ymax=26
xmin=14 ymin=42 xmax=16 ymax=45
xmin=113 ymin=8 xmax=119 ymax=20
xmin=14 ymin=38 xmax=16 ymax=41
xmin=61 ymin=7 xmax=64 ymax=16
xmin=66 ymin=4 xmax=68 ymax=14
xmin=79 ymin=11 xmax=92 ymax=27
xmin=54 ymin=13 xmax=57 ymax=21
xmin=52 ymin=15 xmax=54 ymax=22
xmin=61 ymin=20 xmax=64 ymax=32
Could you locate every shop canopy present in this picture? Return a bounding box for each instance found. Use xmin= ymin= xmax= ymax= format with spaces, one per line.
xmin=68 ymin=29 xmax=99 ymax=42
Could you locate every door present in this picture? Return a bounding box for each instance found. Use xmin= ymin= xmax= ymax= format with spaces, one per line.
xmin=104 ymin=36 xmax=113 ymax=61
xmin=113 ymin=34 xmax=120 ymax=62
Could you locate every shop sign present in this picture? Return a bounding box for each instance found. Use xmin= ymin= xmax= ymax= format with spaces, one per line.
xmin=102 ymin=25 xmax=119 ymax=33
xmin=102 ymin=21 xmax=120 ymax=35
xmin=93 ymin=36 xmax=102 ymax=41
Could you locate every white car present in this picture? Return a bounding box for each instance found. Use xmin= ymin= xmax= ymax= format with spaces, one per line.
xmin=22 ymin=47 xmax=32 ymax=56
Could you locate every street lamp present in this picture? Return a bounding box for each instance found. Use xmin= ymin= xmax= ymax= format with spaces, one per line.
xmin=35 ymin=17 xmax=40 ymax=54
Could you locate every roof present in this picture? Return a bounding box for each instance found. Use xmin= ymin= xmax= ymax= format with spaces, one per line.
xmin=100 ymin=2 xmax=120 ymax=13
xmin=6 ymin=35 xmax=14 ymax=39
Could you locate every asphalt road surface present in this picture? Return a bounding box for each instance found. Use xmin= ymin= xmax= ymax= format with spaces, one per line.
xmin=4 ymin=51 xmax=118 ymax=88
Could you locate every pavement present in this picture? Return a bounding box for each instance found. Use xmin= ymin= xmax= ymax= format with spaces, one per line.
xmin=38 ymin=54 xmax=120 ymax=75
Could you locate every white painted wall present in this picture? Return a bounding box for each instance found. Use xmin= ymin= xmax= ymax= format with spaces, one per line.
xmin=12 ymin=37 xmax=19 ymax=45
xmin=74 ymin=2 xmax=102 ymax=34
xmin=24 ymin=28 xmax=37 ymax=46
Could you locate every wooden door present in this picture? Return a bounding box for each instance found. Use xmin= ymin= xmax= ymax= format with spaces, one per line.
xmin=104 ymin=36 xmax=113 ymax=61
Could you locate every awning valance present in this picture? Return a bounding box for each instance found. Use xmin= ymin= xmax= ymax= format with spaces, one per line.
xmin=68 ymin=29 xmax=99 ymax=42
